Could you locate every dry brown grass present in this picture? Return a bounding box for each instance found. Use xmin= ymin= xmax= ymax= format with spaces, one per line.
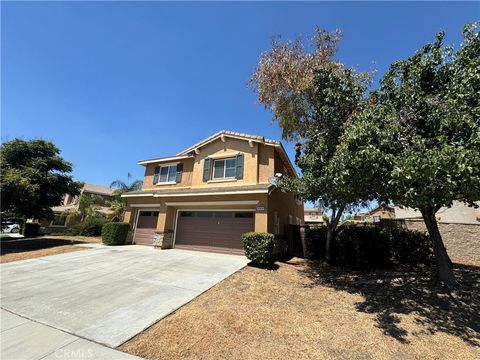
xmin=120 ymin=259 xmax=480 ymax=360
xmin=0 ymin=236 xmax=101 ymax=263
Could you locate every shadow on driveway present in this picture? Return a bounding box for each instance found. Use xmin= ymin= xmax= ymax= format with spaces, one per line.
xmin=1 ymin=237 xmax=88 ymax=255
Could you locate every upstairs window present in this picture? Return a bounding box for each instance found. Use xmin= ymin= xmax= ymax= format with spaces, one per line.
xmin=159 ymin=165 xmax=177 ymax=183
xmin=203 ymin=154 xmax=243 ymax=182
xmin=213 ymin=158 xmax=237 ymax=179
xmin=153 ymin=163 xmax=183 ymax=184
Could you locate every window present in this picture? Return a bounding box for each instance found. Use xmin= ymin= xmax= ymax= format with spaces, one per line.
xmin=139 ymin=211 xmax=159 ymax=217
xmin=213 ymin=158 xmax=236 ymax=179
xmin=157 ymin=165 xmax=177 ymax=183
xmin=373 ymin=215 xmax=381 ymax=223
xmin=235 ymin=212 xmax=254 ymax=218
xmin=52 ymin=214 xmax=67 ymax=226
xmin=311 ymin=212 xmax=317 ymax=219
xmin=214 ymin=212 xmax=233 ymax=218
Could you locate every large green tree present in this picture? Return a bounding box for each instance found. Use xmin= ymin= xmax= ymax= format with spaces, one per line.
xmin=1 ymin=139 xmax=82 ymax=220
xmin=342 ymin=24 xmax=480 ymax=286
xmin=250 ymin=29 xmax=373 ymax=262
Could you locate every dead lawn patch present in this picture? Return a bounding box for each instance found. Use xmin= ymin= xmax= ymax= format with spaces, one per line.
xmin=120 ymin=258 xmax=479 ymax=360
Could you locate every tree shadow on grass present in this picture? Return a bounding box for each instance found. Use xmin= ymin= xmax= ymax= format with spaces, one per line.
xmin=301 ymin=261 xmax=480 ymax=346
xmin=0 ymin=237 xmax=85 ymax=255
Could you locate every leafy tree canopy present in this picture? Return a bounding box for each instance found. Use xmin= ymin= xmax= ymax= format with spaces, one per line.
xmin=341 ymin=23 xmax=480 ymax=285
xmin=250 ymin=28 xmax=373 ymax=262
xmin=1 ymin=139 xmax=83 ymax=220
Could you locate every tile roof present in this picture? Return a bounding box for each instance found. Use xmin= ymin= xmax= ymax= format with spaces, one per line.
xmin=82 ymin=183 xmax=115 ymax=196
xmin=177 ymin=130 xmax=280 ymax=156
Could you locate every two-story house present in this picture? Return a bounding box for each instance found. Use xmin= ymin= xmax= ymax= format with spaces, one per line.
xmin=122 ymin=131 xmax=304 ymax=255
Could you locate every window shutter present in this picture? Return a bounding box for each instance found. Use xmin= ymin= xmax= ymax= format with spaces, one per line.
xmin=236 ymin=154 xmax=244 ymax=179
xmin=153 ymin=166 xmax=161 ymax=184
xmin=175 ymin=163 xmax=183 ymax=183
xmin=203 ymin=158 xmax=211 ymax=182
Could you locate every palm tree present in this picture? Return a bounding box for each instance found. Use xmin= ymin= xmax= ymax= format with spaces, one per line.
xmin=62 ymin=193 xmax=103 ymax=222
xmin=110 ymin=173 xmax=143 ymax=193
xmin=108 ymin=173 xmax=143 ymax=220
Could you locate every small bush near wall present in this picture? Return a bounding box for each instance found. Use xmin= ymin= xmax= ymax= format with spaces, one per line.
xmin=22 ymin=223 xmax=41 ymax=237
xmin=102 ymin=222 xmax=130 ymax=245
xmin=67 ymin=217 xmax=106 ymax=236
xmin=241 ymin=232 xmax=275 ymax=267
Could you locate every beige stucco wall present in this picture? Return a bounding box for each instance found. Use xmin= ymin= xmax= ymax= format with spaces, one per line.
xmin=400 ymin=220 xmax=480 ymax=264
xmin=395 ymin=201 xmax=480 ymax=225
xmin=124 ymin=193 xmax=269 ymax=234
xmin=140 ymin=138 xmax=281 ymax=192
xmin=126 ymin=135 xmax=300 ymax=251
xmin=142 ymin=159 xmax=194 ymax=190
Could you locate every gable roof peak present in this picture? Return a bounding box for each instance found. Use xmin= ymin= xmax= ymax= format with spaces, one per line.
xmin=177 ymin=130 xmax=280 ymax=156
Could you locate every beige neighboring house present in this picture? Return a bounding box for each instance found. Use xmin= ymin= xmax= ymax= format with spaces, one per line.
xmin=122 ymin=130 xmax=304 ymax=255
xmin=304 ymin=207 xmax=324 ymax=226
xmin=395 ymin=201 xmax=480 ymax=264
xmin=395 ymin=201 xmax=480 ymax=224
xmin=44 ymin=183 xmax=115 ymax=229
xmin=353 ymin=204 xmax=395 ymax=223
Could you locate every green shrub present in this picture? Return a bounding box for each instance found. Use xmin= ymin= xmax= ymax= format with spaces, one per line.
xmin=304 ymin=226 xmax=327 ymax=260
xmin=67 ymin=217 xmax=106 ymax=236
xmin=303 ymin=224 xmax=432 ymax=269
xmin=336 ymin=226 xmax=391 ymax=269
xmin=102 ymin=222 xmax=130 ymax=245
xmin=22 ymin=222 xmax=41 ymax=237
xmin=241 ymin=232 xmax=275 ymax=267
xmin=384 ymin=227 xmax=434 ymax=264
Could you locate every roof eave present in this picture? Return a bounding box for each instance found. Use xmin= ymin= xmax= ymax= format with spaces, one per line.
xmin=137 ymin=155 xmax=194 ymax=166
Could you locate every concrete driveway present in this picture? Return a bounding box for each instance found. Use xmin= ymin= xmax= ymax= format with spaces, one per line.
xmin=1 ymin=245 xmax=248 ymax=357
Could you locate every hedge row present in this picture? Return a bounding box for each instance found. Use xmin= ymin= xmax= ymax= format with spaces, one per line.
xmin=305 ymin=225 xmax=434 ymax=269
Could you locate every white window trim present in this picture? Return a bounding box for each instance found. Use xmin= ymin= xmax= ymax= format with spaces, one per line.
xmin=212 ymin=157 xmax=236 ymax=180
xmin=207 ymin=178 xmax=237 ymax=184
xmin=156 ymin=164 xmax=178 ymax=184
xmin=156 ymin=181 xmax=177 ymax=186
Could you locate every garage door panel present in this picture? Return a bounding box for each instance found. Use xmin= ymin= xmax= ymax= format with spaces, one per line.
xmin=134 ymin=211 xmax=159 ymax=246
xmin=175 ymin=211 xmax=254 ymax=254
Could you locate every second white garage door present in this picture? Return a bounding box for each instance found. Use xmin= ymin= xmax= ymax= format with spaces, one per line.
xmin=174 ymin=211 xmax=254 ymax=255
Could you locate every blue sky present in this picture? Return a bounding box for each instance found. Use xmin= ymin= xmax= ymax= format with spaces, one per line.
xmin=2 ymin=1 xmax=478 ymax=187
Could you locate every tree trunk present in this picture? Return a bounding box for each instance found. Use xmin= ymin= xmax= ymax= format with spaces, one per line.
xmin=325 ymin=224 xmax=335 ymax=265
xmin=420 ymin=207 xmax=457 ymax=287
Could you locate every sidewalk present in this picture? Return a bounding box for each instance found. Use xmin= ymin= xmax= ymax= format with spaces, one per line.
xmin=1 ymin=310 xmax=142 ymax=360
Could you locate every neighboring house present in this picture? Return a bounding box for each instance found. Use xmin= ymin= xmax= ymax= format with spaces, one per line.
xmin=304 ymin=207 xmax=324 ymax=226
xmin=395 ymin=201 xmax=480 ymax=224
xmin=353 ymin=204 xmax=395 ymax=223
xmin=43 ymin=183 xmax=115 ymax=229
xmin=122 ymin=130 xmax=304 ymax=255
xmin=394 ymin=201 xmax=480 ymax=264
